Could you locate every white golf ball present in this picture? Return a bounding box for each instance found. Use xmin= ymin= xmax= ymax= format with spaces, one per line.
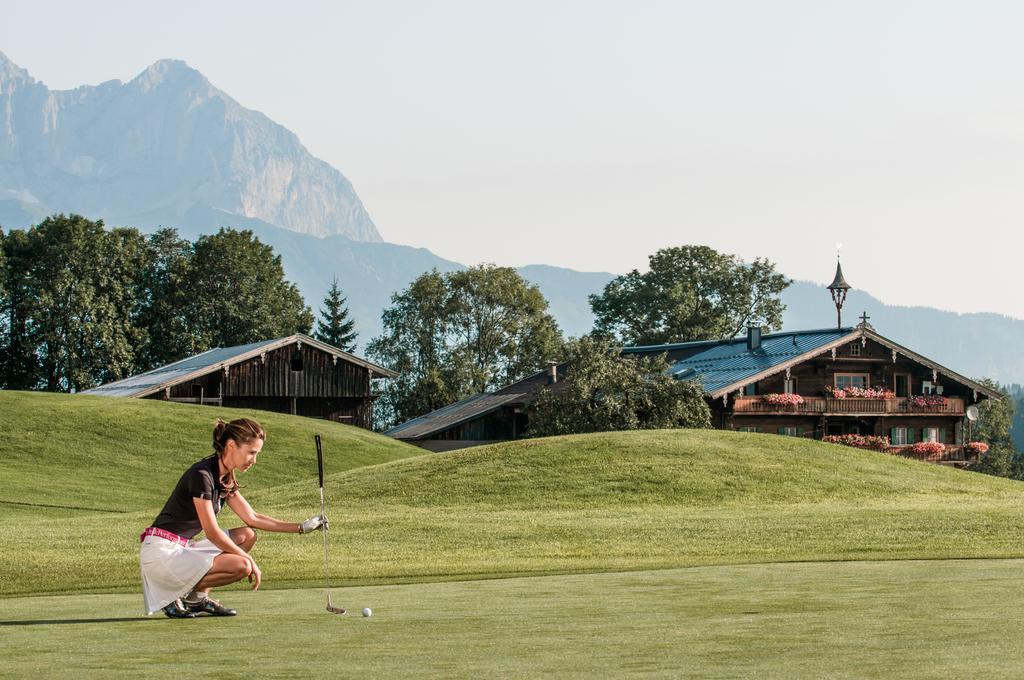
xmin=362 ymin=607 xmax=372 ymax=617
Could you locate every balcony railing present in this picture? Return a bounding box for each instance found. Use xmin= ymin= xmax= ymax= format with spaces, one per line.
xmin=733 ymin=396 xmax=965 ymax=416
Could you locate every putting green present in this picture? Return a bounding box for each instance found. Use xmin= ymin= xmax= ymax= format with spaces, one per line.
xmin=2 ymin=559 xmax=1023 ymax=678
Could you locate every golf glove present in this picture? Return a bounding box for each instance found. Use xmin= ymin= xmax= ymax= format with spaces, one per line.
xmin=300 ymin=515 xmax=327 ymax=533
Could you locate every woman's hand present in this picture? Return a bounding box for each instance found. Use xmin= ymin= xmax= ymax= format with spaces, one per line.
xmin=299 ymin=514 xmax=328 ymax=533
xmin=247 ymin=557 xmax=262 ymax=590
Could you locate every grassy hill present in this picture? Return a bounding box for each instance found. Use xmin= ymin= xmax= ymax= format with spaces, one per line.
xmin=3 ymin=391 xmax=1024 ymax=598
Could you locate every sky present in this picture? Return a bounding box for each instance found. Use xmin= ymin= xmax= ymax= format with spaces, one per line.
xmin=3 ymin=1 xmax=1023 ymax=317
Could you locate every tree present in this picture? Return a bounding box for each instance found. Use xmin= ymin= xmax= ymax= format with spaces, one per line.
xmin=447 ymin=266 xmax=563 ymax=394
xmin=315 ymin=277 xmax=358 ymax=352
xmin=589 ymin=245 xmax=790 ymax=345
xmin=367 ymin=265 xmax=563 ymax=429
xmin=177 ymin=228 xmax=314 ymax=353
xmin=0 ymin=215 xmax=148 ymax=391
xmin=134 ymin=228 xmax=195 ymax=371
xmin=0 ymin=227 xmax=37 ymax=389
xmin=525 ymin=335 xmax=711 ymax=437
xmin=972 ymin=379 xmax=1015 ymax=450
xmin=966 ymin=379 xmax=1017 ymax=478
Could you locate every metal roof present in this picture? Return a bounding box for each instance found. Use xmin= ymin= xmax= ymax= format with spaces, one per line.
xmin=653 ymin=328 xmax=853 ymax=396
xmin=385 ymin=392 xmax=527 ymax=440
xmin=828 ymin=261 xmax=852 ymax=290
xmin=81 ymin=333 xmax=398 ymax=398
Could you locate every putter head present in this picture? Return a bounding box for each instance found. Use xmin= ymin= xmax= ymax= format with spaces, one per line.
xmin=326 ymin=605 xmax=347 ymax=615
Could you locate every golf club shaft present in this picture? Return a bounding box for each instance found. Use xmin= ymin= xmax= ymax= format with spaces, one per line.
xmin=316 ymin=434 xmax=343 ymax=613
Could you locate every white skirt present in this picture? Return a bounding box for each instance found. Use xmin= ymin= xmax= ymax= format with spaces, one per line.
xmin=139 ymin=535 xmax=222 ymax=614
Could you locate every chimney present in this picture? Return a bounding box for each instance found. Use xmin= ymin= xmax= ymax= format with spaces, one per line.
xmin=746 ymin=325 xmax=762 ymax=351
xmin=547 ymin=362 xmax=558 ymax=384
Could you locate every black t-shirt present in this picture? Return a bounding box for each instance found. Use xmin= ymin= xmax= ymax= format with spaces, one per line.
xmin=151 ymin=455 xmax=225 ymax=540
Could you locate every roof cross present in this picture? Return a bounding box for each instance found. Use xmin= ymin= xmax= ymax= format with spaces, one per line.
xmin=859 ymin=311 xmax=870 ymax=326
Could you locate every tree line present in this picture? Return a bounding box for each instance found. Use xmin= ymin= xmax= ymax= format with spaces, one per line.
xmin=0 ymin=214 xmax=351 ymax=392
xmin=2 ymin=214 xmax=791 ymax=437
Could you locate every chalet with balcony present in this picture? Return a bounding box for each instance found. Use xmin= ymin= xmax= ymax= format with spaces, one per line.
xmin=387 ymin=261 xmax=1001 ymax=465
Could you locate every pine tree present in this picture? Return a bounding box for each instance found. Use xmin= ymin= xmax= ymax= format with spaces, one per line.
xmin=316 ymin=277 xmax=357 ymax=352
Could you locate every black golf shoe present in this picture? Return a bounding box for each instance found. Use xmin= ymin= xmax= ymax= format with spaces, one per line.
xmin=162 ymin=598 xmax=197 ymax=619
xmin=185 ymin=595 xmax=237 ymax=616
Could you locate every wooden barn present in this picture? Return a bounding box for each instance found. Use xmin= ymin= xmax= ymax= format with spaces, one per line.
xmin=81 ymin=334 xmax=398 ymax=428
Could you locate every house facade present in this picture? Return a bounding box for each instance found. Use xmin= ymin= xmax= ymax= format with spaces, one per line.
xmin=388 ymin=321 xmax=999 ymax=464
xmin=82 ymin=334 xmax=398 ymax=429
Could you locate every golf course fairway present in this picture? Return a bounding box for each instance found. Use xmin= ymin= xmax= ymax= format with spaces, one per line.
xmin=3 ymin=560 xmax=1024 ymax=678
xmin=4 ymin=391 xmax=1024 ymax=677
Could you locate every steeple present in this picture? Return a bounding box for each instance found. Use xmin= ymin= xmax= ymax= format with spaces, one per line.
xmin=827 ymin=256 xmax=851 ymax=329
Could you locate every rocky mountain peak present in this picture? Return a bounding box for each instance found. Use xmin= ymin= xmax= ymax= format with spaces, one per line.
xmin=0 ymin=51 xmax=34 ymax=88
xmin=0 ymin=55 xmax=381 ymax=242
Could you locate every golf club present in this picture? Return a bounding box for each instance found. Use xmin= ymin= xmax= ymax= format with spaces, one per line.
xmin=315 ymin=434 xmax=346 ymax=615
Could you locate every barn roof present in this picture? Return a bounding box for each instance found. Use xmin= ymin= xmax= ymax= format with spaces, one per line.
xmin=384 ymin=392 xmax=527 ymax=439
xmin=626 ymin=328 xmax=853 ymax=397
xmin=81 ymin=333 xmax=398 ymax=398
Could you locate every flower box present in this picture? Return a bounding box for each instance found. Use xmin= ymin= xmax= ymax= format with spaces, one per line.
xmin=907 ymin=395 xmax=947 ymax=410
xmin=825 ymin=386 xmax=895 ymax=400
xmin=822 ymin=434 xmax=890 ymax=451
xmin=965 ymin=441 xmax=989 ymax=456
xmin=761 ymin=393 xmax=805 ymax=408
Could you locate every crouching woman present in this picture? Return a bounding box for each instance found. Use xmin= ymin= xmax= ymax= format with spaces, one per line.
xmin=139 ymin=417 xmax=325 ymax=618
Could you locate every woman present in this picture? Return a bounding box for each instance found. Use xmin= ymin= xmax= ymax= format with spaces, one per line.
xmin=140 ymin=417 xmax=325 ymax=618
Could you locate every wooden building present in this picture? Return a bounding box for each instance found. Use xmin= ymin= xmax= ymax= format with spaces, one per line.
xmin=82 ymin=334 xmax=398 ymax=428
xmin=387 ymin=263 xmax=1001 ymax=465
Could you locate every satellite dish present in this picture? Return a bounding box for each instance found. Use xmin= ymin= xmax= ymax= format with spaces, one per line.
xmin=966 ymin=405 xmax=980 ymax=422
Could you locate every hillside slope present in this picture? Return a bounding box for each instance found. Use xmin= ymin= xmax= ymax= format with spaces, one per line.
xmin=4 ymin=398 xmax=1024 ymax=597
xmin=0 ymin=391 xmax=420 ymax=512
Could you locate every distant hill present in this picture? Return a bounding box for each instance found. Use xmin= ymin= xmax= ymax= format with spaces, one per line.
xmin=132 ymin=211 xmax=1024 ymax=383
xmin=0 ymin=51 xmax=378 ymax=241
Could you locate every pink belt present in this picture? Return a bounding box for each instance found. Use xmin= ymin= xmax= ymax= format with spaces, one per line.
xmin=140 ymin=526 xmax=189 ymax=546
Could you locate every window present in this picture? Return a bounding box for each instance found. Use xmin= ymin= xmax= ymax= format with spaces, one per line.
xmin=743 ymin=383 xmax=757 ymax=396
xmin=849 ymin=343 xmax=861 ymax=357
xmin=922 ymin=427 xmax=946 ymax=444
xmin=784 ymin=378 xmax=798 ymax=394
xmin=894 ymin=374 xmax=910 ymax=398
xmin=778 ymin=426 xmax=801 ymax=437
xmin=890 ymin=427 xmax=913 ymax=445
xmin=835 ymin=373 xmax=869 ymax=390
xmin=922 ymin=381 xmax=935 ymax=395
xmin=737 ymin=426 xmax=760 ymax=433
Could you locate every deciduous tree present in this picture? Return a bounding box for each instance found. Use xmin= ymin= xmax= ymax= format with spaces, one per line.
xmin=367 ymin=265 xmax=563 ymax=429
xmin=589 ymin=245 xmax=790 ymax=345
xmin=525 ymin=335 xmax=711 ymax=437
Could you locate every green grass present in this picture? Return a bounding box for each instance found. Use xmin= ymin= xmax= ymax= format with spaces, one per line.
xmin=3 ymin=560 xmax=1024 ymax=678
xmin=6 ymin=391 xmax=1024 ymax=676
xmin=4 ymin=392 xmax=1024 ymax=597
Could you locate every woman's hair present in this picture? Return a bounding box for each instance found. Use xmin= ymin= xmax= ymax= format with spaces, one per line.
xmin=212 ymin=417 xmax=266 ymax=496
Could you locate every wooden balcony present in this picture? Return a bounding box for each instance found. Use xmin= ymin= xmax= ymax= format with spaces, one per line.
xmin=733 ymin=396 xmax=965 ymax=416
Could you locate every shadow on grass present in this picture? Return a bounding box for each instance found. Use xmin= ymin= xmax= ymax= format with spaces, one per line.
xmin=0 ymin=617 xmax=154 ymax=626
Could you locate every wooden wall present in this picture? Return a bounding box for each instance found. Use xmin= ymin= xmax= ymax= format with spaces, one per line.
xmin=223 ymin=344 xmax=370 ymax=398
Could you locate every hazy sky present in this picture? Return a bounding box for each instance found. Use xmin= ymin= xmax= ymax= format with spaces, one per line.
xmin=3 ymin=1 xmax=1023 ymax=317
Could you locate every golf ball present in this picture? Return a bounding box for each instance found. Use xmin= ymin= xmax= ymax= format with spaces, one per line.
xmin=362 ymin=607 xmax=372 ymax=617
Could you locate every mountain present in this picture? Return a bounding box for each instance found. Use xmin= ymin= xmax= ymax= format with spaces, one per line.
xmin=2 ymin=51 xmax=1021 ymax=383
xmin=0 ymin=52 xmax=379 ymax=241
